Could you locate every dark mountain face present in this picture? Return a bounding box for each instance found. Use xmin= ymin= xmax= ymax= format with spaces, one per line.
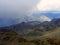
xmin=40 ymin=21 xmax=50 ymax=26
xmin=51 ymin=18 xmax=60 ymax=26
xmin=0 ymin=21 xmax=41 ymax=35
xmin=0 ymin=18 xmax=60 ymax=36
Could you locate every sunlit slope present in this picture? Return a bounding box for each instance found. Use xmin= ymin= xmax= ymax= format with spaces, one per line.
xmin=40 ymin=27 xmax=60 ymax=39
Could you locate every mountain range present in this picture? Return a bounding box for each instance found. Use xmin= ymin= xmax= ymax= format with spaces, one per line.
xmin=0 ymin=18 xmax=60 ymax=37
xmin=0 ymin=18 xmax=60 ymax=45
xmin=0 ymin=15 xmax=51 ymax=27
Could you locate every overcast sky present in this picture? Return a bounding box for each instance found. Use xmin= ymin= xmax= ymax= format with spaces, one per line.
xmin=0 ymin=0 xmax=40 ymax=27
xmin=0 ymin=0 xmax=60 ymax=27
xmin=0 ymin=0 xmax=39 ymax=18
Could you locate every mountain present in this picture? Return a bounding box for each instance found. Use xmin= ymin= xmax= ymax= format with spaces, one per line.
xmin=0 ymin=22 xmax=53 ymax=36
xmin=40 ymin=27 xmax=60 ymax=39
xmin=0 ymin=18 xmax=60 ymax=36
xmin=0 ymin=18 xmax=60 ymax=45
xmin=0 ymin=21 xmax=41 ymax=35
xmin=0 ymin=15 xmax=51 ymax=27
xmin=40 ymin=21 xmax=50 ymax=26
xmin=51 ymin=18 xmax=60 ymax=26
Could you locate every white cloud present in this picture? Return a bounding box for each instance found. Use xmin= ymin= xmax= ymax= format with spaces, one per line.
xmin=37 ymin=0 xmax=60 ymax=11
xmin=38 ymin=15 xmax=51 ymax=22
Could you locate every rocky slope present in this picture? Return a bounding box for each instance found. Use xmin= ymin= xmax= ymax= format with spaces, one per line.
xmin=0 ymin=29 xmax=19 ymax=45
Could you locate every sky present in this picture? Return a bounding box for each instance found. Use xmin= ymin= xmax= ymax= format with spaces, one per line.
xmin=0 ymin=0 xmax=60 ymax=27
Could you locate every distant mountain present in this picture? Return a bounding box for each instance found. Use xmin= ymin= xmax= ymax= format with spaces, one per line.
xmin=51 ymin=18 xmax=60 ymax=26
xmin=0 ymin=18 xmax=60 ymax=36
xmin=0 ymin=15 xmax=51 ymax=27
xmin=40 ymin=21 xmax=50 ymax=26
xmin=0 ymin=22 xmax=51 ymax=36
xmin=0 ymin=21 xmax=41 ymax=35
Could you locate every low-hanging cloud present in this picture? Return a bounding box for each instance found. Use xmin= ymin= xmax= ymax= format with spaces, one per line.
xmin=0 ymin=0 xmax=39 ymax=18
xmin=0 ymin=0 xmax=60 ymax=27
xmin=0 ymin=0 xmax=40 ymax=27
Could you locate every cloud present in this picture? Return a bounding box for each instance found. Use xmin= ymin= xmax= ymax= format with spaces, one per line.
xmin=0 ymin=0 xmax=60 ymax=27
xmin=0 ymin=0 xmax=39 ymax=18
xmin=38 ymin=15 xmax=51 ymax=22
xmin=0 ymin=0 xmax=40 ymax=27
xmin=37 ymin=0 xmax=60 ymax=11
xmin=26 ymin=0 xmax=60 ymax=22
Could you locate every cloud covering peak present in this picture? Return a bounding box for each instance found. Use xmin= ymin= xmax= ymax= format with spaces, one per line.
xmin=38 ymin=15 xmax=51 ymax=22
xmin=0 ymin=0 xmax=60 ymax=27
xmin=0 ymin=0 xmax=39 ymax=27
